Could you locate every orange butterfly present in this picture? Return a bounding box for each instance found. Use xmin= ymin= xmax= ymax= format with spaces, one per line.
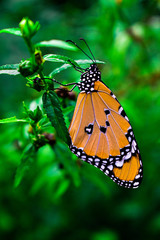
xmin=67 ymin=39 xmax=143 ymax=188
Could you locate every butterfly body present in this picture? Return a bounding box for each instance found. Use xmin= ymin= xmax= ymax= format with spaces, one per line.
xmin=77 ymin=64 xmax=101 ymax=93
xmin=67 ymin=47 xmax=143 ymax=188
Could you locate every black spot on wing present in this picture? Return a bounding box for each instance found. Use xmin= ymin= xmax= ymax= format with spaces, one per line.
xmin=84 ymin=123 xmax=93 ymax=134
xmin=118 ymin=106 xmax=129 ymax=121
xmin=106 ymin=121 xmax=110 ymax=127
xmin=118 ymin=106 xmax=126 ymax=117
xmin=110 ymin=91 xmax=117 ymax=100
xmin=100 ymin=126 xmax=107 ymax=134
xmin=104 ymin=109 xmax=110 ymax=116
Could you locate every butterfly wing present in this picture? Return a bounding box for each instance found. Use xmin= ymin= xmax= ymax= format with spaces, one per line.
xmin=69 ymin=80 xmax=143 ymax=188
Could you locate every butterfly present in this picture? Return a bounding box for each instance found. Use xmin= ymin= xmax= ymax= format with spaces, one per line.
xmin=66 ymin=39 xmax=143 ymax=188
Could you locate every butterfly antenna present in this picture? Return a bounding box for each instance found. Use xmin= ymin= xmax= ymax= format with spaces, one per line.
xmin=67 ymin=59 xmax=84 ymax=73
xmin=66 ymin=40 xmax=94 ymax=63
xmin=80 ymin=38 xmax=96 ymax=63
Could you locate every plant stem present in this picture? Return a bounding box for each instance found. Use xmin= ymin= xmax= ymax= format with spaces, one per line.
xmin=24 ymin=37 xmax=35 ymax=65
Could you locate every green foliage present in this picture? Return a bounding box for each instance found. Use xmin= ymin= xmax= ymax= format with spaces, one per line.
xmin=0 ymin=1 xmax=160 ymax=240
xmin=48 ymin=59 xmax=105 ymax=77
xmin=42 ymin=91 xmax=70 ymax=144
xmin=14 ymin=144 xmax=36 ymax=187
xmin=35 ymin=40 xmax=77 ymax=50
xmin=0 ymin=28 xmax=22 ymax=36
xmin=0 ymin=64 xmax=19 ymax=75
xmin=0 ymin=116 xmax=28 ymax=123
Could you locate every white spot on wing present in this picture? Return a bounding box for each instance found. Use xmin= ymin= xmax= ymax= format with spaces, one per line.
xmin=101 ymin=165 xmax=105 ymax=170
xmin=135 ymin=174 xmax=140 ymax=179
xmin=115 ymin=159 xmax=124 ymax=167
xmin=107 ymin=165 xmax=113 ymax=171
xmin=124 ymin=152 xmax=131 ymax=160
xmin=133 ymin=182 xmax=139 ymax=187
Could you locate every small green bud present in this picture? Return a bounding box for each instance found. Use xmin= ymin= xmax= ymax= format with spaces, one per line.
xmin=33 ymin=106 xmax=43 ymax=123
xmin=19 ymin=17 xmax=40 ymax=39
xmin=19 ymin=59 xmax=39 ymax=77
xmin=32 ymin=134 xmax=47 ymax=149
xmin=33 ymin=77 xmax=45 ymax=92
xmin=26 ymin=77 xmax=45 ymax=92
xmin=23 ymin=103 xmax=43 ymax=123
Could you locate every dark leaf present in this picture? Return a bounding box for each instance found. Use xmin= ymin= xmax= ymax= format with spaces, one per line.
xmin=42 ymin=91 xmax=70 ymax=145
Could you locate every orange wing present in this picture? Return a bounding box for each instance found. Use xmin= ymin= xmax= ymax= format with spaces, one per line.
xmin=69 ymin=80 xmax=143 ymax=188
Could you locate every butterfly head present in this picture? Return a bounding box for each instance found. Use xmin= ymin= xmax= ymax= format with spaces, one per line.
xmin=78 ymin=64 xmax=101 ymax=93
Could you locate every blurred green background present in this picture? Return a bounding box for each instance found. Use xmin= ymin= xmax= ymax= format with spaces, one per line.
xmin=0 ymin=0 xmax=160 ymax=239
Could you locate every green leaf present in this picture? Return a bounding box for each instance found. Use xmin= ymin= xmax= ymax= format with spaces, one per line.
xmin=62 ymin=106 xmax=75 ymax=116
xmin=23 ymin=102 xmax=35 ymax=120
xmin=44 ymin=54 xmax=66 ymax=63
xmin=0 ymin=28 xmax=22 ymax=36
xmin=42 ymin=91 xmax=70 ymax=145
xmin=38 ymin=115 xmax=50 ymax=128
xmin=49 ymin=59 xmax=105 ymax=77
xmin=14 ymin=144 xmax=36 ymax=187
xmin=35 ymin=40 xmax=77 ymax=51
xmin=0 ymin=64 xmax=19 ymax=70
xmin=43 ymin=54 xmax=79 ymax=65
xmin=30 ymin=162 xmax=63 ymax=195
xmin=54 ymin=141 xmax=81 ymax=187
xmin=0 ymin=70 xmax=20 ymax=75
xmin=33 ymin=106 xmax=43 ymax=122
xmin=54 ymin=179 xmax=70 ymax=199
xmin=0 ymin=116 xmax=29 ymax=124
xmin=0 ymin=64 xmax=20 ymax=75
xmin=23 ymin=103 xmax=43 ymax=123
